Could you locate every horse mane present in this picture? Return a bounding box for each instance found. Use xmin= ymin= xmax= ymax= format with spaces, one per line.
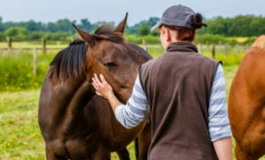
xmin=92 ymin=24 xmax=125 ymax=43
xmin=49 ymin=39 xmax=88 ymax=81
xmin=252 ymin=35 xmax=265 ymax=51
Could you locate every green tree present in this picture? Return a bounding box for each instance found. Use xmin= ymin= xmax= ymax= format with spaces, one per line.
xmin=56 ymin=19 xmax=76 ymax=33
xmin=201 ymin=16 xmax=229 ymax=35
xmin=127 ymin=17 xmax=159 ymax=35
xmin=46 ymin=19 xmax=76 ymax=33
xmin=138 ymin=26 xmax=150 ymax=36
xmin=21 ymin=20 xmax=45 ymax=32
xmin=0 ymin=16 xmax=3 ymax=32
xmin=4 ymin=26 xmax=29 ymax=41
xmin=29 ymin=31 xmax=45 ymax=40
xmin=80 ymin=18 xmax=93 ymax=32
xmin=0 ymin=32 xmax=4 ymax=41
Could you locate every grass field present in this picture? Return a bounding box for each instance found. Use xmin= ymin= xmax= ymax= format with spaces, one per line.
xmin=0 ymin=41 xmax=264 ymax=159
xmin=0 ymin=65 xmax=248 ymax=160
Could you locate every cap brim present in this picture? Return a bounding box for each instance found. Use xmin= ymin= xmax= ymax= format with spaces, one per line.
xmin=151 ymin=21 xmax=162 ymax=31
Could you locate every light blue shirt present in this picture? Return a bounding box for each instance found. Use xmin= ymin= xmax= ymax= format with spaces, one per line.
xmin=115 ymin=64 xmax=232 ymax=142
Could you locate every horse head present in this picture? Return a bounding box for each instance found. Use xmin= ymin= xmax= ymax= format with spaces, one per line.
xmin=73 ymin=13 xmax=149 ymax=102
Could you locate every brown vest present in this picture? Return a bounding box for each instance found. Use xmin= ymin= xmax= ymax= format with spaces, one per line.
xmin=140 ymin=42 xmax=219 ymax=160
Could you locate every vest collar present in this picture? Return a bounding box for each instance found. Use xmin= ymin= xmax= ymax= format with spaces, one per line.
xmin=166 ymin=42 xmax=198 ymax=53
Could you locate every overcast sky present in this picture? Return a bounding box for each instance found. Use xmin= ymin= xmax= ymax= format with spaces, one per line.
xmin=0 ymin=0 xmax=265 ymax=26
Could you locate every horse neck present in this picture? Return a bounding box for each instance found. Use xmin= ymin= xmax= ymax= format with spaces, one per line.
xmin=127 ymin=43 xmax=152 ymax=63
xmin=45 ymin=71 xmax=94 ymax=130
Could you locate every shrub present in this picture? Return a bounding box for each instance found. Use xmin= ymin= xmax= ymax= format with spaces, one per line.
xmin=4 ymin=27 xmax=29 ymax=41
xmin=125 ymin=35 xmax=159 ymax=45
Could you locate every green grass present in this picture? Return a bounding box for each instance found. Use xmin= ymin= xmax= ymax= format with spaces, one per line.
xmin=0 ymin=51 xmax=57 ymax=92
xmin=0 ymin=90 xmax=136 ymax=159
xmin=0 ymin=90 xmax=44 ymax=159
xmin=0 ymin=41 xmax=68 ymax=49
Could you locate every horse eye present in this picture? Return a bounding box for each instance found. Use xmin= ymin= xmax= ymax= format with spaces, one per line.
xmin=104 ymin=62 xmax=118 ymax=68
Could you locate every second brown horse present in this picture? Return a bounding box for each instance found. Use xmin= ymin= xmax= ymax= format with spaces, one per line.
xmin=228 ymin=35 xmax=265 ymax=160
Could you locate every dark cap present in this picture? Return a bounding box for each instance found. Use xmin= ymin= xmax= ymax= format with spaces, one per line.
xmin=151 ymin=5 xmax=207 ymax=30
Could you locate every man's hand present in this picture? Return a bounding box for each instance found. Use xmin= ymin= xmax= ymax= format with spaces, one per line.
xmin=92 ymin=74 xmax=114 ymax=100
xmin=92 ymin=73 xmax=122 ymax=112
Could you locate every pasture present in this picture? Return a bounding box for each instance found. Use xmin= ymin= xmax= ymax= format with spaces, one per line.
xmin=0 ymin=41 xmax=264 ymax=159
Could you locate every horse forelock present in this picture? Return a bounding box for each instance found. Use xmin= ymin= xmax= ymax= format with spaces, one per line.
xmin=252 ymin=35 xmax=265 ymax=51
xmin=93 ymin=24 xmax=124 ymax=43
xmin=49 ymin=39 xmax=88 ymax=82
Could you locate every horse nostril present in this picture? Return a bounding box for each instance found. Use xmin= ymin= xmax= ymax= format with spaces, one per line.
xmin=121 ymin=85 xmax=127 ymax=89
xmin=121 ymin=83 xmax=132 ymax=89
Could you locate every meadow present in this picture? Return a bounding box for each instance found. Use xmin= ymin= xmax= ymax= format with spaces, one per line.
xmin=0 ymin=66 xmax=237 ymax=160
xmin=0 ymin=41 xmax=264 ymax=160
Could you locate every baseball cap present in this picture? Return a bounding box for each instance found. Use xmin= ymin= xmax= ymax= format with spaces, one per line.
xmin=151 ymin=5 xmax=207 ymax=30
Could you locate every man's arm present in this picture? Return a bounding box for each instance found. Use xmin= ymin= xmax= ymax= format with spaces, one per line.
xmin=208 ymin=64 xmax=233 ymax=160
xmin=92 ymin=73 xmax=148 ymax=128
xmin=213 ymin=137 xmax=232 ymax=160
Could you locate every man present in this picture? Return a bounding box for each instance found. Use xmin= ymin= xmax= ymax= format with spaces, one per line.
xmin=92 ymin=4 xmax=232 ymax=160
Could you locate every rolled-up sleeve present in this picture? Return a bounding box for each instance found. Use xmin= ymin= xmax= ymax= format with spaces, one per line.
xmin=208 ymin=64 xmax=232 ymax=141
xmin=114 ymin=74 xmax=148 ymax=128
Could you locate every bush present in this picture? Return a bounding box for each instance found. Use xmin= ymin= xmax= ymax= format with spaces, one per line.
xmin=44 ymin=32 xmax=74 ymax=41
xmin=202 ymin=52 xmax=244 ymax=66
xmin=196 ymin=34 xmax=225 ymax=44
xmin=4 ymin=27 xmax=29 ymax=41
xmin=195 ymin=34 xmax=259 ymax=46
xmin=125 ymin=34 xmax=159 ymax=45
xmin=240 ymin=36 xmax=257 ymax=45
xmin=0 ymin=32 xmax=5 ymax=41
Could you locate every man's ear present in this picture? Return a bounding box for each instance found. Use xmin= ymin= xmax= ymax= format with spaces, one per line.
xmin=167 ymin=28 xmax=178 ymax=42
xmin=161 ymin=27 xmax=171 ymax=42
xmin=166 ymin=28 xmax=171 ymax=41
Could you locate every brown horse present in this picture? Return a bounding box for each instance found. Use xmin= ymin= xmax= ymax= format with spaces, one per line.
xmin=228 ymin=35 xmax=265 ymax=160
xmin=38 ymin=14 xmax=152 ymax=160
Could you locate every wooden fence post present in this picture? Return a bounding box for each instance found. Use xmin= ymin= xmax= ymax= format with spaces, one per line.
xmin=142 ymin=39 xmax=148 ymax=51
xmin=7 ymin=37 xmax=12 ymax=50
xmin=33 ymin=48 xmax=37 ymax=76
xmin=212 ymin=45 xmax=216 ymax=59
xmin=224 ymin=44 xmax=228 ymax=56
xmin=236 ymin=44 xmax=239 ymax=55
xmin=42 ymin=38 xmax=47 ymax=54
xmin=198 ymin=43 xmax=202 ymax=53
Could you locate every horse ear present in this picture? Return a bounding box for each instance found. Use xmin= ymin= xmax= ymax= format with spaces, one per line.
xmin=73 ymin=24 xmax=94 ymax=45
xmin=114 ymin=12 xmax=128 ymax=35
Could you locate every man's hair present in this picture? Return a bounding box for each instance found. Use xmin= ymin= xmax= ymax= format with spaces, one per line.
xmin=163 ymin=25 xmax=196 ymax=42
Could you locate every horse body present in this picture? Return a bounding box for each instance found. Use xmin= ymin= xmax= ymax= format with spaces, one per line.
xmin=228 ymin=35 xmax=265 ymax=160
xmin=39 ymin=14 xmax=152 ymax=160
xmin=39 ymin=75 xmax=144 ymax=159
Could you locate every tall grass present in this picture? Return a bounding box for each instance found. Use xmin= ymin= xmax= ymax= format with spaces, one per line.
xmin=0 ymin=90 xmax=44 ymax=159
xmin=0 ymin=51 xmax=57 ymax=91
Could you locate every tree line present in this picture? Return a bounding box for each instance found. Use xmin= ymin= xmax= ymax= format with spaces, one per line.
xmin=0 ymin=15 xmax=264 ymax=42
